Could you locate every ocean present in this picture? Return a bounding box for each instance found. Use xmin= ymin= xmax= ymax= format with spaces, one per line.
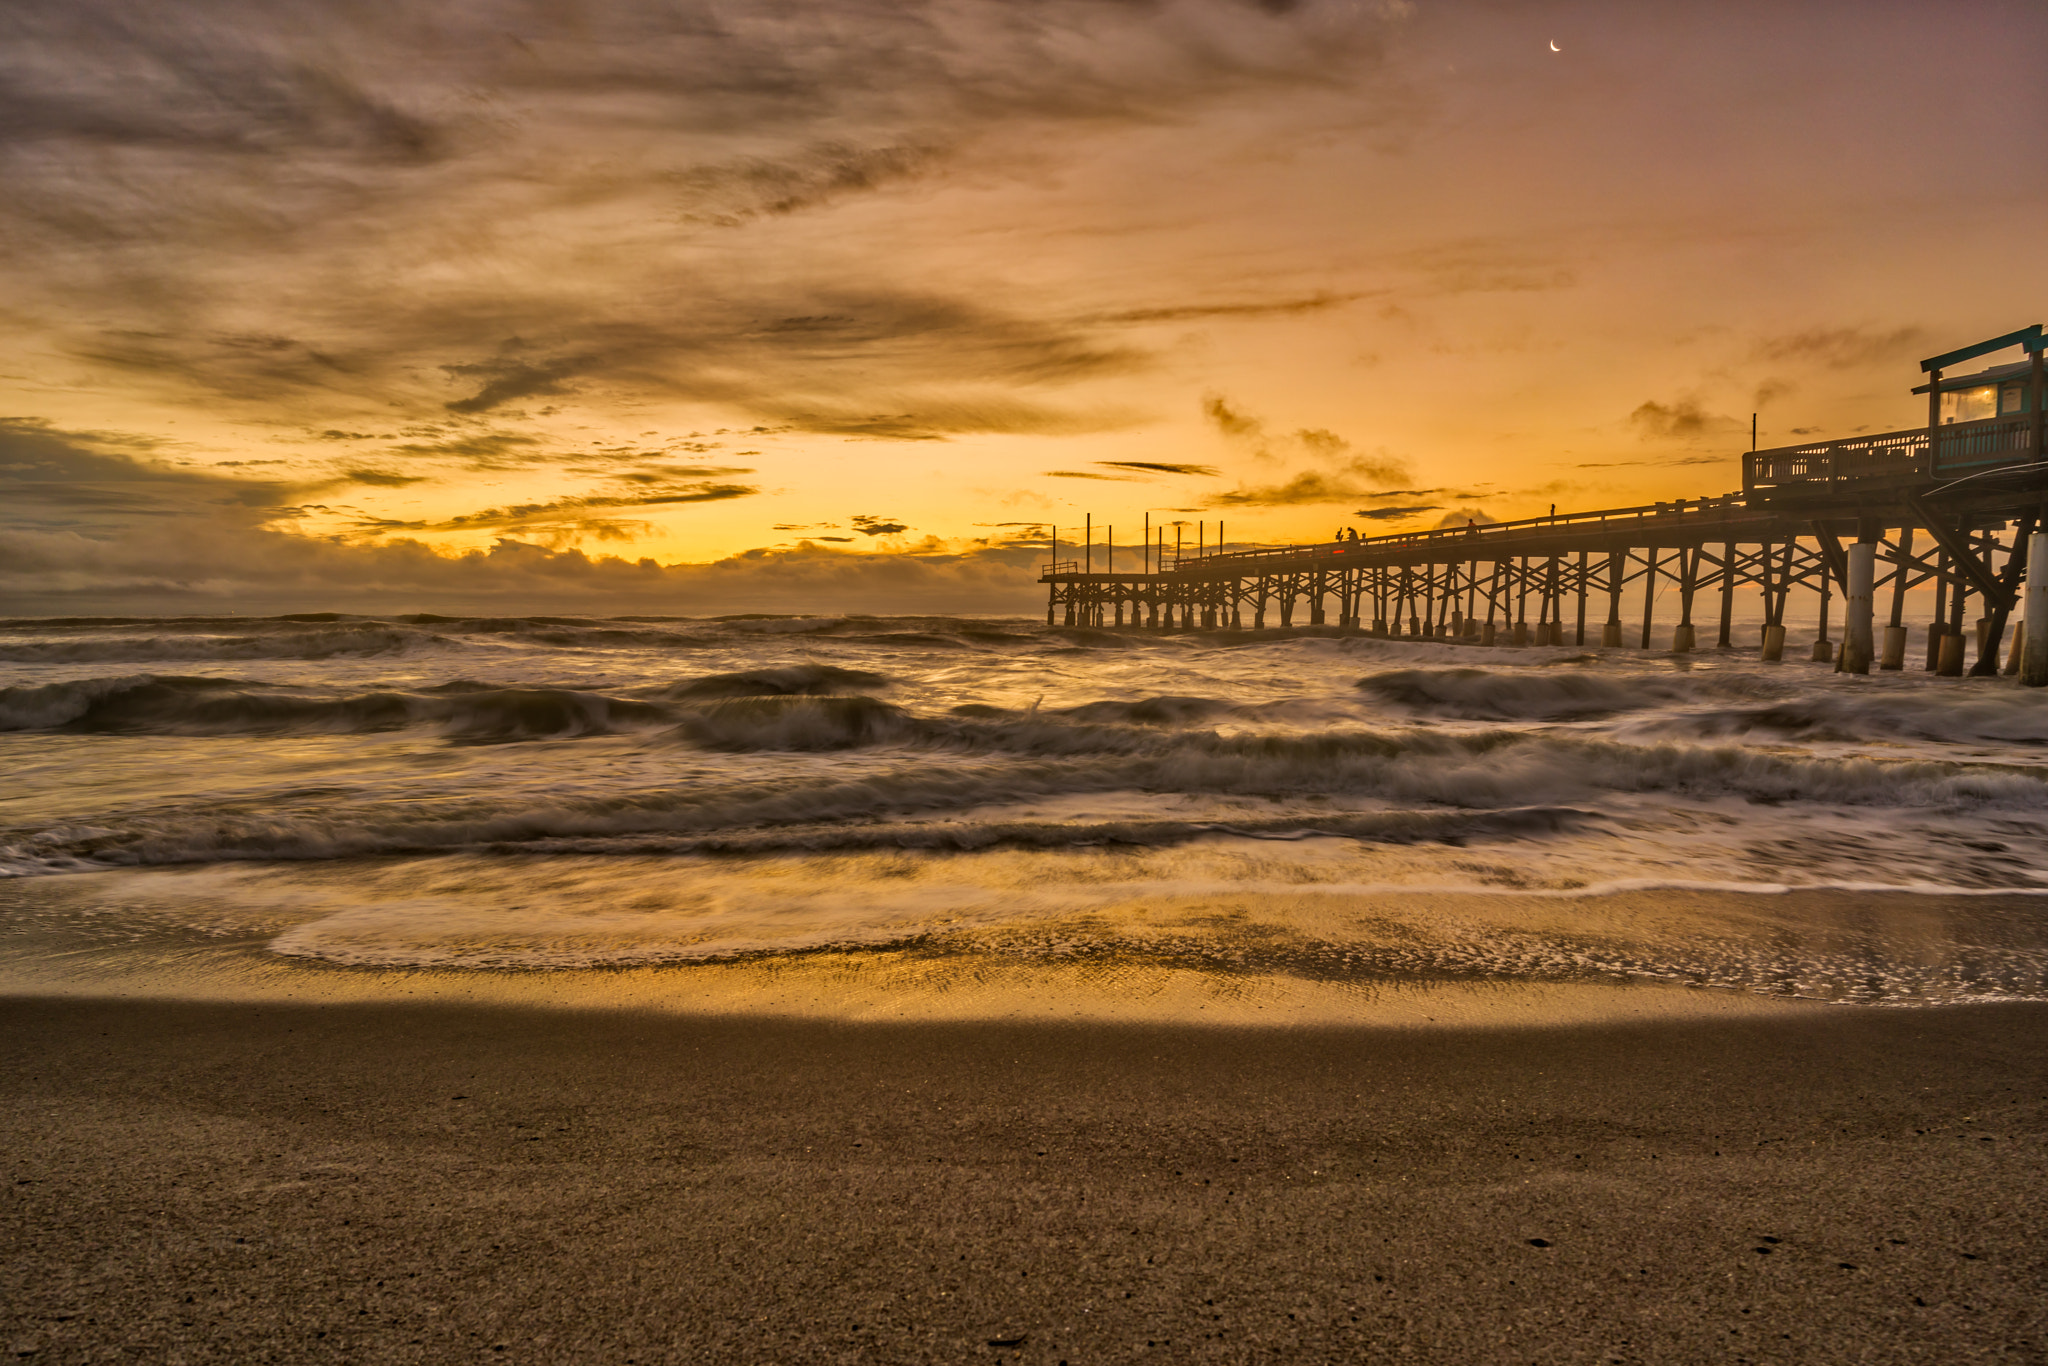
xmin=3 ymin=611 xmax=2047 ymax=1016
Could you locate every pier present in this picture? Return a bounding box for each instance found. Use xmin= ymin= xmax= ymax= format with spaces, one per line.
xmin=1042 ymin=325 xmax=2048 ymax=685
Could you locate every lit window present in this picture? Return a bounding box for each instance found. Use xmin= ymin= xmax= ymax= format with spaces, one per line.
xmin=1941 ymin=386 xmax=1999 ymax=423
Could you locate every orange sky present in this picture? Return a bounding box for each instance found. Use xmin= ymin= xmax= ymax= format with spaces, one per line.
xmin=3 ymin=0 xmax=2044 ymax=613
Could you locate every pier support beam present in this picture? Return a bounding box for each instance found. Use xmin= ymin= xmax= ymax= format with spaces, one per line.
xmin=1882 ymin=526 xmax=1913 ymax=669
xmin=1716 ymin=541 xmax=1736 ymax=648
xmin=1638 ymin=546 xmax=1658 ymax=649
xmin=1602 ymin=550 xmax=1624 ymax=647
xmin=1841 ymin=539 xmax=1875 ymax=674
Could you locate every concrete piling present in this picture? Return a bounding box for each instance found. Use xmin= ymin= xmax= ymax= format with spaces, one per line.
xmin=1880 ymin=624 xmax=1907 ymax=670
xmin=1840 ymin=540 xmax=1875 ymax=674
xmin=1937 ymin=631 xmax=1965 ymax=676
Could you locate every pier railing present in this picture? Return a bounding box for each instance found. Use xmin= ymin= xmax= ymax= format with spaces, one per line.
xmin=1038 ymin=412 xmax=2048 ymax=581
xmin=1744 ymin=415 xmax=2041 ymax=492
xmin=1042 ymin=495 xmax=1755 ymax=580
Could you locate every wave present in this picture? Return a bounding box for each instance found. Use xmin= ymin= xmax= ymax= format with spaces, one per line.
xmin=1356 ymin=667 xmax=1772 ymax=721
xmin=0 ymin=626 xmax=443 ymax=664
xmin=0 ymin=675 xmax=668 ymax=739
xmin=1650 ymin=689 xmax=2048 ymax=746
xmin=7 ymin=718 xmax=2047 ymax=877
xmin=666 ymin=664 xmax=892 ymax=699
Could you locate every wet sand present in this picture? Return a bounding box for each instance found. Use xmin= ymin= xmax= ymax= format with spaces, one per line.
xmin=3 ymin=996 xmax=2045 ymax=1364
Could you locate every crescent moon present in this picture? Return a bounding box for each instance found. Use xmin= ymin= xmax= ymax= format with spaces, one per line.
xmin=1549 ymin=39 xmax=1561 ymax=51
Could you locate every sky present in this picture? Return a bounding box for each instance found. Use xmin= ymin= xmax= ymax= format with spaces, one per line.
xmin=3 ymin=0 xmax=2045 ymax=615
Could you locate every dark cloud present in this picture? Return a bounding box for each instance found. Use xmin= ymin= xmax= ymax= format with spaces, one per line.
xmin=1628 ymin=398 xmax=1738 ymax=441
xmin=341 ymin=468 xmax=427 ymax=487
xmin=1209 ymin=464 xmax=1406 ymax=507
xmin=0 ymin=0 xmax=1400 ymax=437
xmin=1353 ymin=504 xmax=1440 ymax=520
xmin=850 ymin=514 xmax=908 ymax=537
xmin=1201 ymin=395 xmax=1266 ymax=442
xmin=0 ymin=417 xmax=299 ymax=531
xmin=1092 ymin=292 xmax=1368 ymax=326
xmin=442 ymin=353 xmax=592 ymax=415
xmin=0 ymin=517 xmax=1053 ymax=617
xmin=434 ymin=483 xmax=760 ymax=533
xmin=1096 ymin=461 xmax=1218 ymax=476
xmin=671 ymin=143 xmax=941 ymax=227
xmin=1753 ymin=325 xmax=1927 ymax=370
xmin=1208 ymin=453 xmax=1415 ymax=507
xmin=1044 ymin=469 xmax=1143 ymax=481
xmin=385 ymin=432 xmax=545 ymax=467
xmin=1575 ymin=455 xmax=1730 ymax=468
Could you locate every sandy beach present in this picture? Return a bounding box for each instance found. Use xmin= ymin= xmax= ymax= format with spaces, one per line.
xmin=4 ymin=995 xmax=2043 ymax=1364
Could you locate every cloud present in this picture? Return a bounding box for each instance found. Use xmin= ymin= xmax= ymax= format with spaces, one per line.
xmin=0 ymin=0 xmax=1404 ymax=440
xmin=1627 ymin=398 xmax=1740 ymax=441
xmin=851 ymin=514 xmax=909 ymax=537
xmin=1044 ymin=469 xmax=1143 ymax=481
xmin=341 ymin=468 xmax=427 ymax=487
xmin=386 ymin=432 xmax=546 ymax=467
xmin=1433 ymin=509 xmax=1494 ymax=529
xmin=1201 ymin=395 xmax=1266 ymax=442
xmin=1753 ymin=325 xmax=1927 ymax=370
xmin=1575 ymin=455 xmax=1731 ymax=469
xmin=1095 ymin=461 xmax=1219 ymax=476
xmin=1352 ymin=504 xmax=1440 ymax=521
xmin=430 ymin=483 xmax=759 ymax=532
xmin=0 ymin=417 xmax=301 ymax=532
xmin=1093 ymin=292 xmax=1369 ymax=326
xmin=0 ymin=518 xmax=1056 ymax=618
xmin=1208 ymin=461 xmax=1408 ymax=507
xmin=670 ymin=143 xmax=941 ymax=227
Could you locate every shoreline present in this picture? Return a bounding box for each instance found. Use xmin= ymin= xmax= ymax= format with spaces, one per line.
xmin=4 ymin=993 xmax=2044 ymax=1362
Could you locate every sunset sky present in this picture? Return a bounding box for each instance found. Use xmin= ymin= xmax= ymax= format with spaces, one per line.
xmin=3 ymin=0 xmax=2044 ymax=614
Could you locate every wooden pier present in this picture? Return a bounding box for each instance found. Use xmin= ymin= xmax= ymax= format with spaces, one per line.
xmin=1042 ymin=326 xmax=2048 ymax=684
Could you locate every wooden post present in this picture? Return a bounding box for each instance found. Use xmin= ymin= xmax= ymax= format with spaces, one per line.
xmin=1759 ymin=540 xmax=1784 ymax=660
xmin=1603 ymin=549 xmax=1624 ymax=647
xmin=1482 ymin=560 xmax=1502 ymax=645
xmin=1973 ymin=517 xmax=2034 ymax=676
xmin=1673 ymin=547 xmax=1698 ymax=652
xmin=1954 ymin=536 xmax=1972 ymax=675
xmin=1575 ymin=550 xmax=1589 ymax=645
xmin=1544 ymin=555 xmax=1561 ymax=645
xmin=1882 ymin=525 xmax=1912 ymax=669
xmin=1812 ymin=564 xmax=1833 ymax=662
xmin=2025 ymin=526 xmax=2048 ymax=686
xmin=1927 ymin=547 xmax=1949 ymax=670
xmin=1926 ymin=365 xmax=1943 ymax=477
xmin=1717 ymin=541 xmax=1736 ymax=648
xmin=1638 ymin=546 xmax=1659 ymax=649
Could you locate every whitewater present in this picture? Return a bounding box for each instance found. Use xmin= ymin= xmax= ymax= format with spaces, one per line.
xmin=3 ymin=610 xmax=2047 ymax=1010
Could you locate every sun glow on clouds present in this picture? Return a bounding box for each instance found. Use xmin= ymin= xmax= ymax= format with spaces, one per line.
xmin=0 ymin=0 xmax=2041 ymax=612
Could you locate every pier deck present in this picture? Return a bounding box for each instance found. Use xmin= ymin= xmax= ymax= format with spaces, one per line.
xmin=1042 ymin=333 xmax=2048 ymax=681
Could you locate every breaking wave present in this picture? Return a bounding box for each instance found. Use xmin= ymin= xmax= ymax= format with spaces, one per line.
xmin=0 ymin=675 xmax=667 ymax=739
xmin=1357 ymin=667 xmax=1772 ymax=721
